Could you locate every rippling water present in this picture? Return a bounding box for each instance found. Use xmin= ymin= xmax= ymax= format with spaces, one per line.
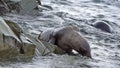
xmin=1 ymin=0 xmax=120 ymax=68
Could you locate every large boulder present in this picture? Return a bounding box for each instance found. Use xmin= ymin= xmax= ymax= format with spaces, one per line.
xmin=19 ymin=0 xmax=39 ymax=15
xmin=0 ymin=0 xmax=41 ymax=15
xmin=0 ymin=17 xmax=36 ymax=61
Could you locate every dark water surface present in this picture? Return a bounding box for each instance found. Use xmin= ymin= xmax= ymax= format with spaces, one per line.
xmin=1 ymin=0 xmax=120 ymax=68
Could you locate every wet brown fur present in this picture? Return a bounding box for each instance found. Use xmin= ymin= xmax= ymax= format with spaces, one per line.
xmin=53 ymin=26 xmax=92 ymax=58
xmin=38 ymin=26 xmax=92 ymax=58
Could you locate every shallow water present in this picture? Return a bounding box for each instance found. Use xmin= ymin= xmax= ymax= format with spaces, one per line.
xmin=1 ymin=0 xmax=120 ymax=68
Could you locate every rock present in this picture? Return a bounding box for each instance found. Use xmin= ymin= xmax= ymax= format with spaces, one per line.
xmin=7 ymin=1 xmax=21 ymax=13
xmin=19 ymin=0 xmax=39 ymax=15
xmin=0 ymin=4 xmax=8 ymax=15
xmin=0 ymin=0 xmax=42 ymax=15
xmin=41 ymin=40 xmax=65 ymax=55
xmin=53 ymin=46 xmax=66 ymax=54
xmin=91 ymin=21 xmax=112 ymax=33
xmin=0 ymin=17 xmax=35 ymax=61
xmin=23 ymin=33 xmax=55 ymax=56
xmin=0 ymin=0 xmax=20 ymax=14
xmin=5 ymin=20 xmax=22 ymax=39
xmin=0 ymin=17 xmax=20 ymax=42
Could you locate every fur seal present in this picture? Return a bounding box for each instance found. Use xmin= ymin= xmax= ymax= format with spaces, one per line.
xmin=92 ymin=21 xmax=112 ymax=33
xmin=38 ymin=26 xmax=79 ymax=44
xmin=38 ymin=26 xmax=92 ymax=58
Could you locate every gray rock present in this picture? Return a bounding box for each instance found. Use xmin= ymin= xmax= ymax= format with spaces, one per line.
xmin=0 ymin=17 xmax=35 ymax=61
xmin=0 ymin=0 xmax=41 ymax=15
xmin=0 ymin=4 xmax=8 ymax=15
xmin=19 ymin=0 xmax=39 ymax=15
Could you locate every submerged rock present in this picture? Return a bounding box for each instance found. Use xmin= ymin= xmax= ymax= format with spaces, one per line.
xmin=91 ymin=21 xmax=112 ymax=33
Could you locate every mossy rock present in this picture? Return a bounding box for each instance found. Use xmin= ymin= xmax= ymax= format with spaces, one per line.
xmin=41 ymin=40 xmax=65 ymax=55
xmin=53 ymin=46 xmax=66 ymax=54
xmin=0 ymin=18 xmax=35 ymax=61
xmin=5 ymin=20 xmax=22 ymax=39
xmin=0 ymin=47 xmax=19 ymax=61
xmin=0 ymin=43 xmax=36 ymax=61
